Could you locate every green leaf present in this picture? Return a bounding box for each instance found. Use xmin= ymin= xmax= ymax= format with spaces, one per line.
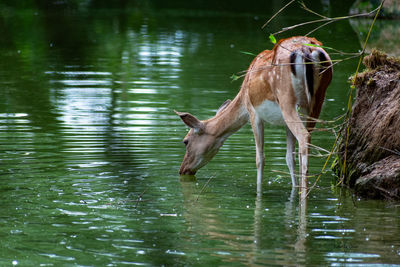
xmin=302 ymin=43 xmax=320 ymax=48
xmin=230 ymin=74 xmax=240 ymax=81
xmin=302 ymin=43 xmax=334 ymax=51
xmin=269 ymin=34 xmax=277 ymax=44
xmin=239 ymin=51 xmax=257 ymax=56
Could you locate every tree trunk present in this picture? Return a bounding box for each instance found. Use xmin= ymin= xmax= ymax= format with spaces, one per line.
xmin=334 ymin=50 xmax=400 ymax=200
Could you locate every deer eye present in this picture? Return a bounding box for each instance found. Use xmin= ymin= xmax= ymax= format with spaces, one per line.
xmin=183 ymin=139 xmax=189 ymax=146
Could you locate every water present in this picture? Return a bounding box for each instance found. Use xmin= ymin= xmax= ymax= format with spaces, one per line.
xmin=1 ymin=2 xmax=400 ymax=266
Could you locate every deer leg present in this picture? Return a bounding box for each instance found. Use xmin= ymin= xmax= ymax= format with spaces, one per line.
xmin=299 ymin=139 xmax=309 ymax=199
xmin=286 ymin=127 xmax=297 ymax=187
xmin=249 ymin=112 xmax=265 ymax=192
xmin=280 ymin=107 xmax=310 ymax=198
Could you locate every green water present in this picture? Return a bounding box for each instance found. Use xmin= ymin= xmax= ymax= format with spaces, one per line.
xmin=1 ymin=2 xmax=400 ymax=266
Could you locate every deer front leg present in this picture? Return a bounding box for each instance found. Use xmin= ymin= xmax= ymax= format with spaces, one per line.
xmin=286 ymin=127 xmax=297 ymax=187
xmin=249 ymin=112 xmax=265 ymax=193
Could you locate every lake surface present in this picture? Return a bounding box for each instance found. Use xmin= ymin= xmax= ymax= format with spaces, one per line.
xmin=1 ymin=1 xmax=400 ymax=266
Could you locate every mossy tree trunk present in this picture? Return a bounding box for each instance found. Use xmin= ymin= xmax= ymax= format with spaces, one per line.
xmin=334 ymin=50 xmax=400 ymax=200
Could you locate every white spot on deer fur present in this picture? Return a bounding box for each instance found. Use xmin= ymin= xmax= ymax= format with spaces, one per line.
xmin=255 ymin=100 xmax=285 ymax=125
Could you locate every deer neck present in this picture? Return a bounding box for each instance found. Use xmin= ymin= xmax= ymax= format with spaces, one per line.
xmin=205 ymin=92 xmax=249 ymax=141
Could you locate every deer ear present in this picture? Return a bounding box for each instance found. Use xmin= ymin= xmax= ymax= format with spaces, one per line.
xmin=216 ymin=99 xmax=231 ymax=114
xmin=174 ymin=110 xmax=205 ymax=134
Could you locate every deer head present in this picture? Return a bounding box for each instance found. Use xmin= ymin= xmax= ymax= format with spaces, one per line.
xmin=175 ymin=100 xmax=233 ymax=175
xmin=175 ymin=111 xmax=223 ymax=175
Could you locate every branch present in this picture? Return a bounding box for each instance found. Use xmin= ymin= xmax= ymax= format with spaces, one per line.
xmin=299 ymin=1 xmax=328 ymax=19
xmin=272 ymin=6 xmax=380 ymax=36
xmin=261 ymin=0 xmax=296 ymax=29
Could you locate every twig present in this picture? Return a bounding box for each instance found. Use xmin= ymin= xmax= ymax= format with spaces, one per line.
xmin=380 ymin=146 xmax=400 ymax=156
xmin=372 ymin=184 xmax=400 ymax=200
xmin=232 ymin=46 xmax=359 ymax=83
xmin=134 ymin=188 xmax=147 ymax=209
xmin=271 ymin=169 xmax=318 ymax=180
xmin=196 ymin=175 xmax=215 ymax=202
xmin=319 ymin=53 xmax=362 ymax=75
xmin=305 ymin=20 xmax=335 ymax=36
xmin=272 ymin=7 xmax=380 ymax=36
xmin=299 ymin=1 xmax=328 ymax=19
xmin=306 ymin=127 xmax=343 ymax=198
xmin=308 ymin=143 xmax=331 ymax=155
xmin=261 ymin=0 xmax=296 ymax=29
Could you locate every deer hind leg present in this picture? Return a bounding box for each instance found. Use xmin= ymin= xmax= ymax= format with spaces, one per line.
xmin=281 ymin=107 xmax=310 ymax=197
xmin=286 ymin=127 xmax=297 ymax=187
xmin=249 ymin=111 xmax=265 ymax=193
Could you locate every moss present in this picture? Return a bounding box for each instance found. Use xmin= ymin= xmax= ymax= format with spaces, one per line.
xmin=364 ymin=49 xmax=400 ymax=69
xmin=363 ymin=49 xmax=388 ymax=69
xmin=366 ymin=77 xmax=376 ymax=86
xmin=350 ymin=70 xmax=367 ymax=87
xmin=350 ymin=49 xmax=400 ymax=86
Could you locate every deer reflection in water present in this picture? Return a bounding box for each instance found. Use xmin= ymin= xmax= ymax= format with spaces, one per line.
xmin=180 ymin=177 xmax=309 ymax=266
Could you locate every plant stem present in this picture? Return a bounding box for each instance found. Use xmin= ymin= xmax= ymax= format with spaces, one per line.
xmin=341 ymin=0 xmax=386 ymax=182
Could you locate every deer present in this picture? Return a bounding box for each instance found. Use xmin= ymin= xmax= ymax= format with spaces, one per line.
xmin=175 ymin=36 xmax=333 ymax=197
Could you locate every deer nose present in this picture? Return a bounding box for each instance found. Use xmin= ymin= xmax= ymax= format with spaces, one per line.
xmin=179 ymin=166 xmax=196 ymax=175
